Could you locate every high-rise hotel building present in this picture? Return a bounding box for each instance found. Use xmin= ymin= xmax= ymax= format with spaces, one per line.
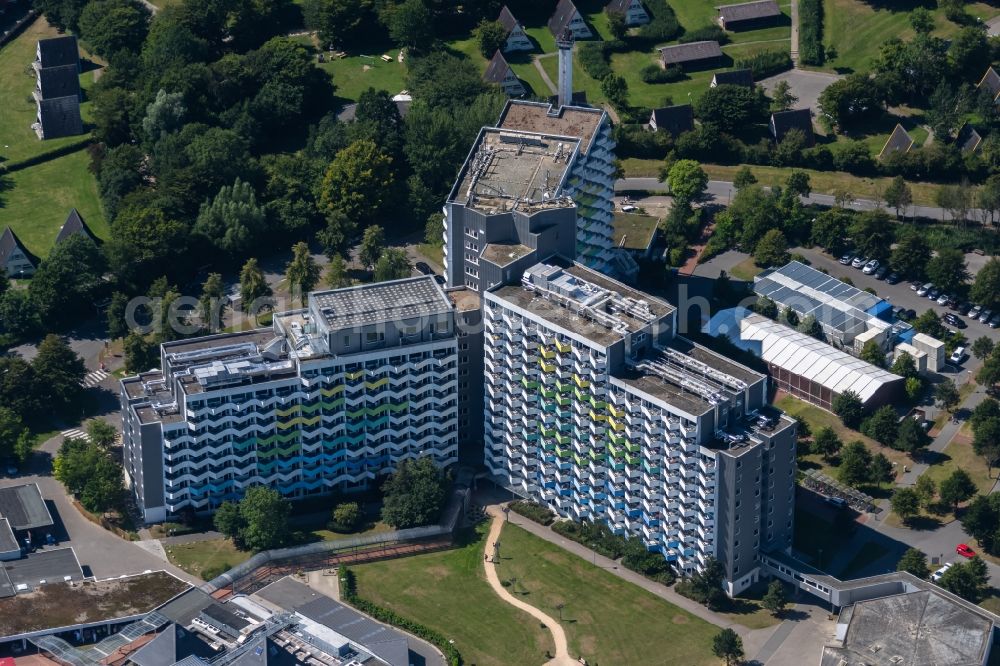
xmin=483 ymin=261 xmax=797 ymax=595
xmin=120 ymin=277 xmax=480 ymax=523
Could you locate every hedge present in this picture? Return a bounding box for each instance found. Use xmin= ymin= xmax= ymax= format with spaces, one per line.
xmin=734 ymin=50 xmax=792 ymax=79
xmin=578 ymin=42 xmax=612 ymax=81
xmin=636 ymin=0 xmax=682 ymax=44
xmin=641 ymin=63 xmax=683 ymax=84
xmin=798 ymin=0 xmax=824 ymax=65
xmin=508 ymin=500 xmax=555 ymax=525
xmin=339 ymin=567 xmax=463 ymax=666
xmin=678 ymin=25 xmax=728 ymax=45
xmin=0 ymin=138 xmax=94 ymax=173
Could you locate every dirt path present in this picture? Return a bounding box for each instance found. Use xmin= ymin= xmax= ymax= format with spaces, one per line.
xmin=483 ymin=507 xmax=577 ymax=666
xmin=533 ymin=57 xmax=558 ymax=95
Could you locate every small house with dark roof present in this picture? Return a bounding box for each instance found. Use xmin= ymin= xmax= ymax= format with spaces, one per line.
xmin=977 ymin=66 xmax=1000 ymax=104
xmin=606 ymin=0 xmax=650 ymax=26
xmin=55 ymin=208 xmax=96 ymax=246
xmin=484 ymin=50 xmax=526 ymax=96
xmin=498 ymin=6 xmax=533 ymax=51
xmin=716 ymin=0 xmax=782 ymax=30
xmin=878 ymin=123 xmax=914 ymax=161
xmin=658 ymin=41 xmax=723 ymax=69
xmin=549 ymin=0 xmax=592 ymax=39
xmin=32 ymin=35 xmax=82 ymax=140
xmin=769 ymin=108 xmax=814 ymax=146
xmin=648 ymin=104 xmax=694 ymax=136
xmin=956 ymin=123 xmax=982 ymax=154
xmin=0 ymin=227 xmax=36 ymax=277
xmin=711 ymin=68 xmax=754 ymax=88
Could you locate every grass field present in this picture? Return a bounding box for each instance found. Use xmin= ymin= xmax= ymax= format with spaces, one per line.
xmin=730 ymin=255 xmax=763 ymax=281
xmin=166 ymin=538 xmax=252 ymax=579
xmin=613 ymin=211 xmax=659 ymax=250
xmin=352 ymin=524 xmax=553 ymax=666
xmin=0 ymin=149 xmax=107 ymax=258
xmin=289 ymin=34 xmax=408 ymax=103
xmin=497 ymin=522 xmax=718 ymax=664
xmin=0 ymin=18 xmax=98 ymax=165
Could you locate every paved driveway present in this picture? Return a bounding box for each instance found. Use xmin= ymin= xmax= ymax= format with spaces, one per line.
xmin=759 ymin=69 xmax=842 ymax=118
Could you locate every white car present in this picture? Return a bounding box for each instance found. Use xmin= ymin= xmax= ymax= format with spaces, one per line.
xmin=620 ymin=204 xmax=637 ymax=212
xmin=862 ymin=259 xmax=879 ymax=275
xmin=950 ymin=346 xmax=966 ymax=364
xmin=931 ymin=562 xmax=953 ymax=582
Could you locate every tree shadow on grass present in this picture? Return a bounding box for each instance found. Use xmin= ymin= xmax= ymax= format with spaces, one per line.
xmin=900 ymin=515 xmax=943 ymax=531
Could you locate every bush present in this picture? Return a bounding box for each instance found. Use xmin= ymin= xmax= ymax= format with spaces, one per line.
xmin=679 ymin=25 xmax=728 ymax=45
xmin=636 ymin=0 xmax=681 ymax=44
xmin=202 ymin=562 xmax=231 ymax=581
xmin=641 ymin=63 xmax=684 ymax=84
xmin=552 ymin=519 xmax=628 ymax=559
xmin=734 ymin=50 xmax=793 ymax=79
xmin=798 ymin=0 xmax=824 ymax=65
xmin=509 ymin=500 xmax=555 ymax=525
xmin=340 ymin=567 xmax=463 ymax=666
xmin=578 ymin=42 xmax=612 ymax=80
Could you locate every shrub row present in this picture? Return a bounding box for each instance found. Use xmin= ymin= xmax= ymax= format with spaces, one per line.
xmin=578 ymin=41 xmax=612 ymax=81
xmin=734 ymin=50 xmax=793 ymax=79
xmin=508 ymin=500 xmax=555 ymax=525
xmin=637 ymin=0 xmax=682 ymax=44
xmin=641 ymin=63 xmax=684 ymax=84
xmin=551 ymin=520 xmax=676 ymax=583
xmin=678 ymin=24 xmax=728 ymax=45
xmin=0 ymin=138 xmax=93 ymax=173
xmin=339 ymin=567 xmax=463 ymax=666
xmin=798 ymin=0 xmax=824 ymax=65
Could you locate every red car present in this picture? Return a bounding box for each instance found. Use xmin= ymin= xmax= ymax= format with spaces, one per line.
xmin=956 ymin=544 xmax=976 ymax=558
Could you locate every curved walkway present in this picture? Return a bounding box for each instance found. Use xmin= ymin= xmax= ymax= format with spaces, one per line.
xmin=483 ymin=507 xmax=577 ymax=666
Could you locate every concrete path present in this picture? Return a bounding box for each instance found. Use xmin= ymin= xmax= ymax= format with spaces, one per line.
xmin=789 ymin=0 xmax=799 ymax=64
xmin=483 ymin=507 xmax=576 ymax=666
xmin=533 ymin=57 xmax=558 ymax=95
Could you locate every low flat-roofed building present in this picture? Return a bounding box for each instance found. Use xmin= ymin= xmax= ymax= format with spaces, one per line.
xmin=0 ymin=483 xmax=54 ymax=532
xmin=894 ymin=342 xmax=928 ymax=375
xmin=912 ymin=332 xmax=945 ymax=372
xmin=658 ymin=41 xmax=723 ymax=69
xmin=716 ymin=0 xmax=781 ymax=29
xmin=0 ymin=547 xmax=85 ymax=598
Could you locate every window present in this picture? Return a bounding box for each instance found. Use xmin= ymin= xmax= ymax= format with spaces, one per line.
xmin=366 ymin=331 xmax=385 ymax=344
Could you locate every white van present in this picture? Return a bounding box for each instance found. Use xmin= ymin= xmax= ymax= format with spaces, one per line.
xmin=949 ymin=346 xmax=966 ymax=364
xmin=931 ymin=562 xmax=953 ymax=582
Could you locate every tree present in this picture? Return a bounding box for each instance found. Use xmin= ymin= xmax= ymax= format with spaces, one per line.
xmin=712 ymin=628 xmax=744 ymax=666
xmin=124 ymin=333 xmax=157 ymax=374
xmin=78 ymin=0 xmax=149 ymax=58
xmin=194 ymin=179 xmax=267 ymax=257
xmin=331 ymin=502 xmax=362 ymax=532
xmin=359 ymin=225 xmax=386 ymax=269
xmin=897 ymin=548 xmax=930 ymax=578
xmin=106 ymin=199 xmax=189 ymax=291
xmin=814 ymin=426 xmax=842 ymax=461
xmin=914 ymin=475 xmax=937 ymax=508
xmin=935 ymin=182 xmax=973 ymax=226
xmin=884 ymin=176 xmax=913 ymax=218
xmin=695 ymin=84 xmax=768 ymax=133
xmin=839 ymin=440 xmax=874 ymax=487
xmin=381 ymin=457 xmax=448 ymax=528
xmin=373 ymin=248 xmax=411 ymax=282
xmin=859 ymin=339 xmax=886 ymax=368
xmin=141 ymin=89 xmax=187 ymax=145
xmin=818 ymin=73 xmax=882 ymax=129
xmin=934 ymin=380 xmax=960 ymax=411
xmin=939 ymin=468 xmax=976 ymax=510
xmin=895 ymin=416 xmax=931 ymax=454
xmin=939 ymin=557 xmax=989 ymax=602
xmin=285 ymin=242 xmax=320 ymax=306
xmin=926 ymin=248 xmax=969 ymax=293
xmin=753 ymin=296 xmax=778 ymax=319
xmin=862 ymin=405 xmax=899 ymax=446
xmin=607 ymin=11 xmax=628 ymax=40
xmin=239 ymin=258 xmax=273 ymax=320
xmin=753 ymin=229 xmax=789 ymax=268
xmin=199 ymin=273 xmax=225 ymax=332
xmin=962 ymin=494 xmax=1000 ymax=554
xmin=320 ymin=139 xmax=396 ymax=227
xmin=32 ymin=335 xmax=86 ymax=419
xmin=761 ymin=579 xmax=788 ymax=616
xmin=302 ymin=0 xmax=374 ymax=49
xmin=733 ymin=166 xmax=757 ymax=189
xmin=971 ymin=336 xmax=995 ymax=361
xmin=810 ymin=208 xmax=850 ymax=251
xmin=601 ymin=73 xmax=629 ymax=109
xmin=29 ymin=234 xmax=106 ymax=328
xmin=86 ymin=420 xmax=118 ymax=449
xmin=406 ymin=52 xmax=488 ymax=108
xmin=848 ymin=210 xmax=894 ymax=261
xmin=387 ymin=0 xmax=433 ymax=51
xmin=0 ymin=408 xmax=28 ymax=464
xmin=909 ymin=7 xmax=934 ymax=34
xmin=239 ymin=486 xmax=291 ymax=551
xmin=781 ymin=306 xmax=799 ymax=328
xmin=665 ymin=160 xmax=708 ymax=205
xmin=107 ymin=291 xmax=130 ymax=340
xmin=872 ymin=452 xmax=894 ymax=484
xmin=474 ymin=19 xmax=507 ymax=58
xmin=913 ymin=310 xmax=946 ymax=339
xmin=685 ymin=557 xmax=727 ymax=609
xmin=904 ymin=377 xmax=923 ymax=403
xmin=53 ymin=439 xmax=123 ymax=513
xmin=769 ymin=80 xmax=797 ymax=112
xmin=799 ymin=315 xmax=823 ymax=340
xmin=949 ymin=26 xmax=989 ymax=79
xmin=213 ymin=501 xmax=245 ymax=544
xmin=833 ymin=391 xmax=864 ymax=429
xmin=785 ymin=170 xmax=811 ymax=198
xmin=324 ymin=254 xmax=350 ymax=289
xmin=892 ymin=487 xmax=921 ymax=523
xmin=969 ymin=258 xmax=1000 ymax=310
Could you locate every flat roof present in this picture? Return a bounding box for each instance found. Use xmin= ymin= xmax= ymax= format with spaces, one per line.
xmin=498 ymin=100 xmax=605 ymax=155
xmin=3 ymin=547 xmax=84 ymax=590
xmin=612 ymin=213 xmax=658 ymax=251
xmin=481 ymin=243 xmax=534 ymax=267
xmin=445 ymin=287 xmax=481 ymax=313
xmin=0 ymin=483 xmax=54 ymax=531
xmin=161 ymin=329 xmax=276 ymax=360
xmin=311 ymin=276 xmax=452 ymax=331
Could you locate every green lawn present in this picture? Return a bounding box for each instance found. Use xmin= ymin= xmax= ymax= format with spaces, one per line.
xmin=289 ymin=34 xmax=407 ymax=103
xmin=0 ymin=149 xmax=107 ymax=258
xmin=351 ymin=524 xmax=553 ymax=666
xmin=498 ymin=522 xmax=718 ymax=665
xmin=729 ymin=255 xmax=763 ymax=281
xmin=166 ymin=538 xmax=252 ymax=580
xmin=0 ymin=18 xmax=98 ymax=165
xmin=613 ymin=212 xmax=659 ymax=250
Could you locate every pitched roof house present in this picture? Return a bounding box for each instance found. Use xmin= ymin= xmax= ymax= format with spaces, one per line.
xmin=716 ymin=0 xmax=782 ymax=30
xmin=977 ymin=66 xmax=1000 ymax=103
xmin=32 ymin=35 xmax=82 ymax=140
xmin=769 ymin=108 xmax=814 ymax=146
xmin=878 ymin=124 xmax=914 ymax=160
xmin=55 ymin=209 xmax=97 ymax=246
xmin=658 ymin=41 xmax=723 ymax=68
xmin=484 ymin=50 xmax=526 ymax=96
xmin=549 ymin=0 xmax=592 ymax=39
xmin=0 ymin=227 xmax=37 ymax=278
xmin=36 ymin=35 xmax=80 ymax=68
xmin=956 ymin=123 xmax=983 ymax=154
xmin=711 ymin=68 xmax=754 ymax=88
xmin=648 ymin=104 xmax=694 ymax=136
xmin=498 ymin=6 xmax=533 ymax=52
xmin=606 ymin=0 xmax=650 ymax=26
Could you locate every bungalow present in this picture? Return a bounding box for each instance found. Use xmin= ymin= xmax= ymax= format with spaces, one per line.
xmin=549 ymin=0 xmax=592 ymax=39
xmin=716 ymin=0 xmax=782 ymax=30
xmin=55 ymin=208 xmax=96 ymax=246
xmin=498 ymin=6 xmax=533 ymax=52
xmin=956 ymin=123 xmax=982 ymax=154
xmin=648 ymin=104 xmax=694 ymax=136
xmin=878 ymin=124 xmax=914 ymax=161
xmin=0 ymin=227 xmax=36 ymax=278
xmin=658 ymin=41 xmax=723 ymax=69
xmin=32 ymin=35 xmax=82 ymax=140
xmin=977 ymin=66 xmax=1000 ymax=104
xmin=606 ymin=0 xmax=650 ymax=26
xmin=711 ymin=68 xmax=754 ymax=88
xmin=769 ymin=108 xmax=814 ymax=146
xmin=483 ymin=50 xmax=526 ymax=96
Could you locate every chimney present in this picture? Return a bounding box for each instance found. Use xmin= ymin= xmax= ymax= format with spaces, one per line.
xmin=556 ymin=28 xmax=574 ymax=109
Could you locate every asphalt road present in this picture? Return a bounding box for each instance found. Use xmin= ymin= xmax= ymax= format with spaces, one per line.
xmin=616 ymin=177 xmax=987 ymax=222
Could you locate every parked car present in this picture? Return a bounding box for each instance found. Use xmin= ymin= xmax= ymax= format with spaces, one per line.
xmin=991 ymin=313 xmax=1000 ymax=329
xmin=928 ymin=287 xmax=941 ymax=300
xmin=917 ymin=283 xmax=933 ymax=296
xmin=910 ymin=281 xmax=922 ymax=291
xmin=952 ymin=300 xmax=967 ymax=313
xmin=825 ymin=496 xmax=848 ymax=509
xmin=944 ymin=313 xmax=966 ymax=329
xmin=620 ymin=203 xmax=637 ymax=212
xmin=863 ymin=259 xmax=880 ymax=274
xmin=874 ymin=266 xmax=889 ymax=280
xmin=979 ymin=309 xmax=993 ymax=323
xmin=886 ymin=272 xmax=900 ymax=285
xmin=931 ymin=562 xmax=954 ymax=582
xmin=852 ymin=256 xmax=868 ymax=268
xmin=956 ymin=543 xmax=976 ymax=558
xmin=839 ymin=253 xmax=854 ymax=265
xmin=414 ymin=261 xmax=433 ymax=275
xmin=936 ymin=292 xmax=950 ymax=305
xmin=950 ymin=346 xmax=966 ymax=364
xmin=892 ymin=306 xmax=905 ymax=320
xmin=968 ymin=304 xmax=983 ymax=319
